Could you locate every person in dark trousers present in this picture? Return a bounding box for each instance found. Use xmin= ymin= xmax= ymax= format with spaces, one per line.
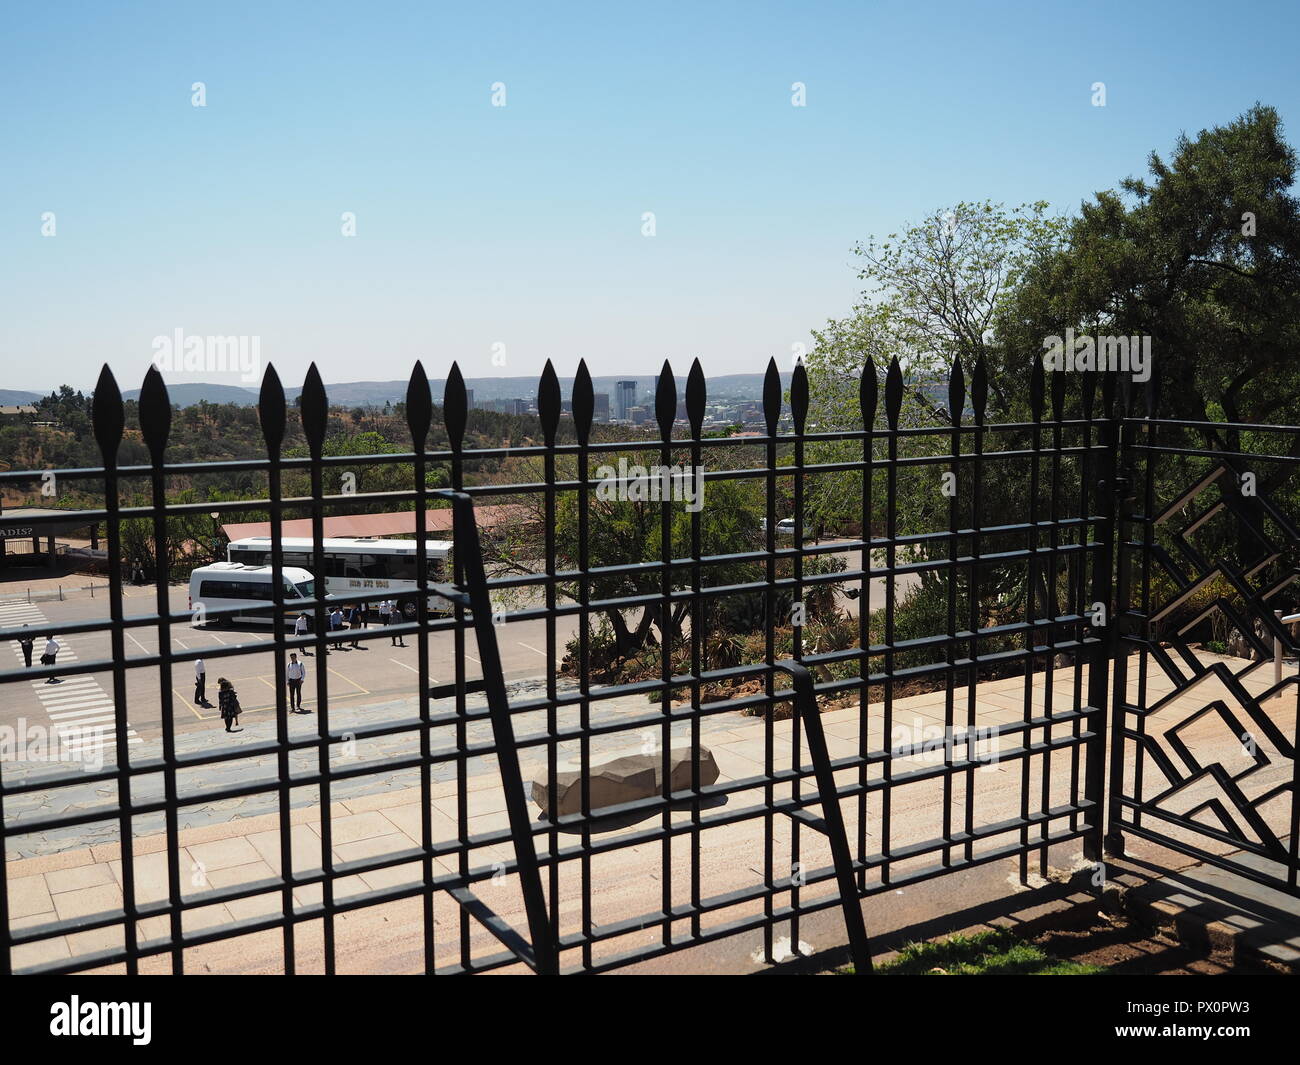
xmin=295 ymin=612 xmax=311 ymax=655
xmin=286 ymin=653 xmax=306 ymax=712
xmin=18 ymin=626 xmax=34 ymax=668
xmin=194 ymin=657 xmax=208 ymax=706
xmin=217 ymin=677 xmax=241 ymax=732
xmin=349 ymin=605 xmax=363 ymax=649
xmin=41 ymin=636 xmax=60 ymax=683
xmin=388 ymin=600 xmax=406 ymax=647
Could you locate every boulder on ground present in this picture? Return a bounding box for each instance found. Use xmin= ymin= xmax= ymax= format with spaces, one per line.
xmin=531 ymin=739 xmax=720 ymax=818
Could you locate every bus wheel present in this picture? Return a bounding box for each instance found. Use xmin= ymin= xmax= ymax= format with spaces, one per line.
xmin=401 ymin=599 xmax=418 ymax=621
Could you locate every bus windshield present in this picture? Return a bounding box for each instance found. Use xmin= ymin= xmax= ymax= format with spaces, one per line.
xmin=294 ymin=579 xmax=315 ymax=599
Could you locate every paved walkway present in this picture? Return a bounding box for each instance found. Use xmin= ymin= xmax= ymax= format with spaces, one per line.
xmin=4 ymin=650 xmax=1295 ymax=973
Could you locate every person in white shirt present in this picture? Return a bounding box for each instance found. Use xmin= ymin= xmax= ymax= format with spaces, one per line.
xmin=286 ymin=653 xmax=307 ymax=711
xmin=294 ymin=612 xmax=311 ymax=655
xmin=41 ymin=636 xmax=61 ymax=684
xmin=194 ymin=657 xmax=207 ymax=706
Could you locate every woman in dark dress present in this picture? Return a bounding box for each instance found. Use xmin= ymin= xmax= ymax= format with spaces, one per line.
xmin=217 ymin=677 xmax=241 ymax=732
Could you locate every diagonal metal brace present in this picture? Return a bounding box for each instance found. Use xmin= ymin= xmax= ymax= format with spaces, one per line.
xmin=774 ymin=660 xmax=873 ymax=974
xmin=436 ymin=490 xmax=559 ymax=974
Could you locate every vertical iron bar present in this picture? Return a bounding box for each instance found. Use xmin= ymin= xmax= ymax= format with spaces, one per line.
xmin=258 ymin=372 xmax=295 ymax=976
xmin=94 ymin=371 xmax=140 ymax=974
xmin=141 ymin=369 xmax=185 ymax=973
xmin=857 ymin=362 xmax=876 ymax=891
xmin=942 ymin=364 xmax=962 ymax=867
xmin=300 ymin=366 xmax=336 ymax=973
xmin=405 ymin=363 xmax=436 ymax=975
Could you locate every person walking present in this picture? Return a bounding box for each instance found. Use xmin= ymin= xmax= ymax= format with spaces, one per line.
xmin=18 ymin=626 xmax=34 ymax=668
xmin=348 ymin=604 xmax=362 ymax=649
xmin=41 ymin=635 xmax=61 ymax=683
xmin=377 ymin=598 xmax=392 ymax=633
xmin=330 ymin=606 xmax=345 ymax=651
xmin=194 ymin=657 xmax=208 ymax=706
xmin=217 ymin=677 xmax=241 ymax=732
xmin=286 ymin=653 xmax=306 ymax=712
xmin=295 ymin=612 xmax=311 ymax=655
xmin=388 ymin=600 xmax=406 ymax=648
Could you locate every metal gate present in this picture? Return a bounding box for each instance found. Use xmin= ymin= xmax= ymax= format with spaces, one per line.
xmin=1105 ymin=375 xmax=1300 ymax=895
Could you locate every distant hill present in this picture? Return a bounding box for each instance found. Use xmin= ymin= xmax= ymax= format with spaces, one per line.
xmin=109 ymin=371 xmax=794 ymax=409
xmin=0 ymin=389 xmax=43 ymax=405
xmin=120 ymin=382 xmax=262 ymax=406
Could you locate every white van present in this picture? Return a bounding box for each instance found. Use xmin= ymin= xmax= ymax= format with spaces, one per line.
xmin=188 ymin=563 xmax=317 ymax=626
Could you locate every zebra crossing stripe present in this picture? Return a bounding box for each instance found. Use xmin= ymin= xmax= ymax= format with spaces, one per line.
xmin=36 ymin=682 xmax=102 ymax=695
xmin=36 ymin=687 xmax=102 ymax=700
xmin=47 ymin=712 xmax=116 ymax=723
xmin=36 ymin=689 xmax=103 ymax=701
xmin=38 ymin=687 xmax=110 ymax=700
xmin=5 ymin=603 xmax=144 ymax=748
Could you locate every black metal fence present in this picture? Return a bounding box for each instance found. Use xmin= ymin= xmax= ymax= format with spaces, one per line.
xmin=0 ymin=355 xmax=1294 ymax=974
xmin=1108 ymin=381 xmax=1300 ymax=893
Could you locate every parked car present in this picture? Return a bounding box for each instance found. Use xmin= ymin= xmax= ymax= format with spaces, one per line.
xmin=759 ymin=518 xmax=798 ymax=537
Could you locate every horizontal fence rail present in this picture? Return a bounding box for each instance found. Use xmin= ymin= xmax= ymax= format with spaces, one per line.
xmin=2 ymin=353 xmax=1288 ymax=975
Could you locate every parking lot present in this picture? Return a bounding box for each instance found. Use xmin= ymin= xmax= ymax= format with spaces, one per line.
xmin=0 ymin=581 xmax=580 ymax=751
xmin=0 ymin=546 xmax=912 ymax=759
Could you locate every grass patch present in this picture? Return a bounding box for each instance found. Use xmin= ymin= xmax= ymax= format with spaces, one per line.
xmin=844 ymin=928 xmax=1106 ymax=975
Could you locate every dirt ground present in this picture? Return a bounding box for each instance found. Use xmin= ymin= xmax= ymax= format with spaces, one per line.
xmin=1031 ymin=913 xmax=1271 ymax=975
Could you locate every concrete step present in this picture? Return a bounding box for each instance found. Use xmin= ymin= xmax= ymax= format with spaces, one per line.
xmin=1117 ymin=847 xmax=1300 ymax=973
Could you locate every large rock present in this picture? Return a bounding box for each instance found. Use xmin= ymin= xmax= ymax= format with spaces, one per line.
xmin=531 ymin=739 xmax=720 ymax=818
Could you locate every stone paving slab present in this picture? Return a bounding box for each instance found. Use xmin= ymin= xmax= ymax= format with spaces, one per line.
xmin=5 ymin=650 xmax=1297 ymax=972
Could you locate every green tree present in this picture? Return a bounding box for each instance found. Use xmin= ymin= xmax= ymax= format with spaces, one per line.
xmin=995 ymin=104 xmax=1300 ymax=426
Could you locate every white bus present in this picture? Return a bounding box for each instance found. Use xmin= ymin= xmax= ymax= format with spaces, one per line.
xmin=225 ymin=536 xmax=455 ymax=619
xmin=188 ymin=563 xmax=317 ymax=626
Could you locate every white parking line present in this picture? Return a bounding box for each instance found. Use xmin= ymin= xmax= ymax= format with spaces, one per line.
xmin=517 ymin=642 xmax=549 ymax=658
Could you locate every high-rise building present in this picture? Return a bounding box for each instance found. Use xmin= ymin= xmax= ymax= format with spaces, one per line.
xmin=464 ymin=388 xmax=475 ymax=411
xmin=593 ymin=393 xmax=610 ymax=422
xmin=616 ymin=380 xmax=637 ymax=421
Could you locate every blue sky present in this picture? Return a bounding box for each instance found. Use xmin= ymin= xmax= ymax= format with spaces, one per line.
xmin=2 ymin=0 xmax=1298 ymax=392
